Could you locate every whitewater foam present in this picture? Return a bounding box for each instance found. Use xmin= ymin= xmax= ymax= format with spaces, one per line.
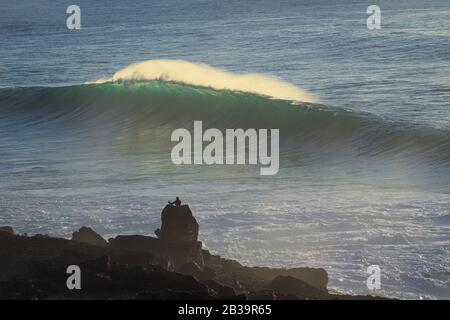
xmin=95 ymin=59 xmax=318 ymax=103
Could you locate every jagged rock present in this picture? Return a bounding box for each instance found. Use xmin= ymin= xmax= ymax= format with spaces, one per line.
xmin=0 ymin=226 xmax=14 ymax=237
xmin=150 ymin=205 xmax=204 ymax=270
xmin=72 ymin=227 xmax=107 ymax=246
xmin=158 ymin=204 xmax=199 ymax=243
xmin=270 ymin=275 xmax=327 ymax=298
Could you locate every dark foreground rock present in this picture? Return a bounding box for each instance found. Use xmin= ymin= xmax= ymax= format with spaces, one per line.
xmin=270 ymin=275 xmax=327 ymax=299
xmin=156 ymin=204 xmax=199 ymax=243
xmin=0 ymin=204 xmax=388 ymax=300
xmin=72 ymin=226 xmax=107 ymax=247
xmin=0 ymin=226 xmax=14 ymax=237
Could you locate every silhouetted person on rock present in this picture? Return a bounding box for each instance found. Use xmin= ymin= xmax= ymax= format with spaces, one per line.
xmin=168 ymin=197 xmax=181 ymax=207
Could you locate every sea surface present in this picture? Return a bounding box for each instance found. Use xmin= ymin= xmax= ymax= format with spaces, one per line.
xmin=0 ymin=0 xmax=449 ymax=299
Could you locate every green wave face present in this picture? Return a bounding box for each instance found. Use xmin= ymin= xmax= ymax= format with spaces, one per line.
xmin=1 ymin=81 xmax=450 ymax=170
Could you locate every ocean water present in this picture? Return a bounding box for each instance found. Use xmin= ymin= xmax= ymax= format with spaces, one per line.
xmin=0 ymin=0 xmax=449 ymax=299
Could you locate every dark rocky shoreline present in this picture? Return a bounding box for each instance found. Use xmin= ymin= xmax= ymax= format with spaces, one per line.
xmin=0 ymin=205 xmax=387 ymax=300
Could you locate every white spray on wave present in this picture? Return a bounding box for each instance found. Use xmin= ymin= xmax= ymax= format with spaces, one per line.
xmin=95 ymin=59 xmax=318 ymax=103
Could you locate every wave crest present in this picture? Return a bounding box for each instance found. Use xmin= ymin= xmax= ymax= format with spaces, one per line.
xmin=95 ymin=59 xmax=318 ymax=103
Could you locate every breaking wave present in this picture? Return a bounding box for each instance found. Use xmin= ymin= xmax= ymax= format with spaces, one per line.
xmin=93 ymin=59 xmax=318 ymax=103
xmin=1 ymin=75 xmax=450 ymax=174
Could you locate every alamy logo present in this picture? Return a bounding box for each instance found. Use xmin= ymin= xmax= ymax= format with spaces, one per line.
xmin=367 ymin=5 xmax=381 ymax=30
xmin=171 ymin=121 xmax=279 ymax=175
xmin=66 ymin=5 xmax=81 ymax=30
xmin=66 ymin=265 xmax=81 ymax=290
xmin=366 ymin=265 xmax=381 ymax=290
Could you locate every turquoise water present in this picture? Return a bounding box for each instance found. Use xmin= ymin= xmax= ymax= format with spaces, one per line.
xmin=0 ymin=0 xmax=449 ymax=299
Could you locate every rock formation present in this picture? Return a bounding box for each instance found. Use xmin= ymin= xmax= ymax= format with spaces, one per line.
xmin=154 ymin=204 xmax=204 ymax=270
xmin=270 ymin=275 xmax=327 ymax=298
xmin=0 ymin=226 xmax=14 ymax=237
xmin=155 ymin=204 xmax=199 ymax=243
xmin=72 ymin=226 xmax=107 ymax=246
xmin=0 ymin=203 xmax=388 ymax=300
xmin=107 ymin=204 xmax=204 ymax=270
